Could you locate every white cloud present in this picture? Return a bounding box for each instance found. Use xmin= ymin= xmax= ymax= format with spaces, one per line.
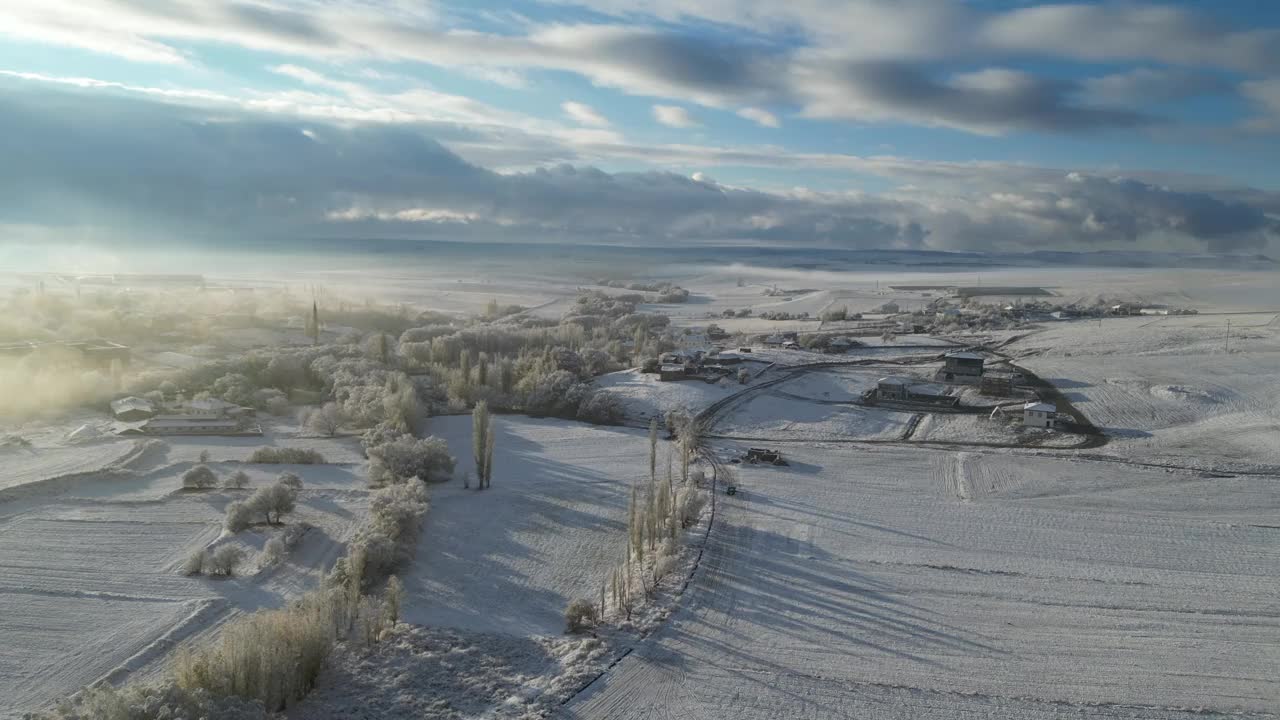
xmin=561 ymin=101 xmax=610 ymax=127
xmin=736 ymin=107 xmax=780 ymax=127
xmin=653 ymin=104 xmax=700 ymax=128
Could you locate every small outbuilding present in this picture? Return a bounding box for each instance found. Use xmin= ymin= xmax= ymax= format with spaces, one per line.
xmin=1023 ymin=401 xmax=1057 ymax=429
xmin=110 ymin=396 xmax=156 ymax=422
xmin=876 ymin=377 xmax=910 ymax=401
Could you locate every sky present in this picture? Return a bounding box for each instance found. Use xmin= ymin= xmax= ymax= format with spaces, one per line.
xmin=1 ymin=0 xmax=1279 ymax=256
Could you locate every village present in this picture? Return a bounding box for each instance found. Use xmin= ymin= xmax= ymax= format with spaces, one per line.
xmin=0 ymin=264 xmax=1276 ymax=720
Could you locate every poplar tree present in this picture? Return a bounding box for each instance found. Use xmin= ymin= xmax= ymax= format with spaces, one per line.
xmin=473 ymin=401 xmax=491 ymax=490
xmin=648 ymin=418 xmax=658 ymax=482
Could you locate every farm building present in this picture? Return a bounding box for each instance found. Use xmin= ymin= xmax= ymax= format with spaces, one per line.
xmin=1023 ymin=401 xmax=1058 ymax=429
xmin=827 ymin=337 xmax=857 ymax=353
xmin=659 ymin=364 xmax=686 ymax=381
xmin=876 ymin=377 xmax=911 ymax=401
xmin=873 ymin=377 xmax=959 ymax=407
xmin=940 ymin=351 xmax=985 ymax=382
xmin=109 ymin=396 xmax=156 ymax=422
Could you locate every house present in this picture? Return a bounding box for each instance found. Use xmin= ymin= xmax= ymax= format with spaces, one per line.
xmin=110 ymin=396 xmax=156 ymax=422
xmin=940 ymin=351 xmax=985 ymax=382
xmin=876 ymin=377 xmax=910 ymax=400
xmin=762 ymin=334 xmax=785 ymax=346
xmin=141 ymin=415 xmax=244 ymax=435
xmin=1023 ymin=401 xmax=1057 ymax=429
xmin=782 ymin=340 xmax=800 ymax=350
xmin=828 ymin=337 xmax=856 ymax=353
xmin=1110 ymin=303 xmax=1138 ymax=316
xmin=659 ymin=364 xmax=686 ymax=381
xmin=745 ymin=448 xmax=786 ymax=465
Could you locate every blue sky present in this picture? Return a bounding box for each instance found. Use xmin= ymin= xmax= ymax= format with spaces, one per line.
xmin=0 ymin=0 xmax=1278 ymax=254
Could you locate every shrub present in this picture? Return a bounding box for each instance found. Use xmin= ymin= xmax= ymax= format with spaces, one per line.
xmin=248 ymin=447 xmax=325 ymax=464
xmin=564 ymin=598 xmax=600 ymax=633
xmin=329 ymin=482 xmax=429 ymax=588
xmin=172 ymin=588 xmax=346 ymax=711
xmin=224 ymin=502 xmax=253 ymax=533
xmin=367 ymin=434 xmax=454 ymax=484
xmin=206 ymin=545 xmax=245 ymax=576
xmin=653 ymin=554 xmax=678 ymax=583
xmin=34 ymin=682 xmax=267 ymax=720
xmin=183 ymin=465 xmax=218 ymax=490
xmin=183 ymin=548 xmax=207 ymax=576
xmin=262 ymin=538 xmax=285 ymax=566
xmin=577 ymin=391 xmax=624 ymax=425
xmin=224 ymin=470 xmax=250 ymax=490
xmin=277 ymin=471 xmax=303 ymax=490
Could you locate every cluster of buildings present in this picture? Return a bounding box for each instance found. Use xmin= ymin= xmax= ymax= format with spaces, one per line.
xmin=0 ymin=339 xmax=131 ymax=368
xmin=109 ymin=396 xmax=260 ymax=436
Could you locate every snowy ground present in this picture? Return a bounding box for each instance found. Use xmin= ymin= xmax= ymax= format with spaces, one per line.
xmin=593 ymin=369 xmax=741 ymax=423
xmin=401 ymin=415 xmax=649 ymax=636
xmin=563 ymin=442 xmax=1280 ymax=719
xmin=0 ymin=429 xmax=370 ymax=718
xmin=1009 ymin=313 xmax=1280 ymax=470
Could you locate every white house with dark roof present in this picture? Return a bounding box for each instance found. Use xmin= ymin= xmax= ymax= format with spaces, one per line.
xmin=1023 ymin=401 xmax=1058 ymax=428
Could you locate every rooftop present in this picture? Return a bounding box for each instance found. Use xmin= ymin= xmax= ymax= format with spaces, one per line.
xmin=1024 ymin=401 xmax=1057 ymax=413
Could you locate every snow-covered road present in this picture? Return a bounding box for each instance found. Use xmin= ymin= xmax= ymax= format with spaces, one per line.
xmin=562 ymin=444 xmax=1280 ymax=719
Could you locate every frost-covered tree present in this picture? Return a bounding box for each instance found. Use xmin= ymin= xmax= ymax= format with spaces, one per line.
xmin=277 ymin=471 xmax=303 ymax=490
xmin=262 ymin=538 xmax=285 ymax=566
xmin=207 ymin=545 xmax=245 ymax=576
xmin=367 ymin=435 xmax=455 ymax=484
xmin=306 ymin=402 xmax=344 ymax=437
xmin=648 ymin=418 xmax=658 ymax=482
xmin=183 ymin=464 xmax=218 ymax=490
xmin=247 ymin=482 xmax=297 ymax=525
xmin=225 ymin=501 xmax=254 ymax=532
xmin=472 ymin=401 xmax=491 ymax=490
xmin=224 ymin=470 xmax=250 ymax=490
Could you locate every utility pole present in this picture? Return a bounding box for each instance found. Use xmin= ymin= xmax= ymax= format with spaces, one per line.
xmin=1225 ymin=318 xmax=1231 ymax=354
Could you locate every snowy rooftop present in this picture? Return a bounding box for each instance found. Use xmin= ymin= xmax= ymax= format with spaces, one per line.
xmin=878 ymin=376 xmax=910 ymax=386
xmin=945 ymin=351 xmax=985 ymax=360
xmin=1024 ymin=401 xmax=1057 ymax=413
xmin=109 ymin=396 xmax=153 ymax=412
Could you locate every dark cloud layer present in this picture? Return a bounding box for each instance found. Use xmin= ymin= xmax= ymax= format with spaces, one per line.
xmin=0 ymin=85 xmax=1275 ymax=254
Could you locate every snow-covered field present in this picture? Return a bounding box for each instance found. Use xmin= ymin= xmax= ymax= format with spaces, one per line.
xmin=565 ymin=442 xmax=1280 ymax=718
xmin=1011 ymin=314 xmax=1280 ymax=470
xmin=0 ymin=431 xmax=370 ymax=718
xmin=594 ymin=369 xmax=740 ymax=422
xmin=401 ymin=415 xmax=646 ymax=636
